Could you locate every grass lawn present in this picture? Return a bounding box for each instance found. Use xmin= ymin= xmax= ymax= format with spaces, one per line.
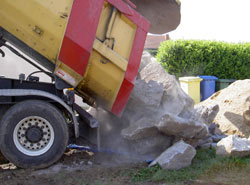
xmin=130 ymin=148 xmax=250 ymax=185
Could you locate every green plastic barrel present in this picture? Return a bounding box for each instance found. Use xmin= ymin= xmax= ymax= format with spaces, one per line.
xmin=215 ymin=79 xmax=236 ymax=91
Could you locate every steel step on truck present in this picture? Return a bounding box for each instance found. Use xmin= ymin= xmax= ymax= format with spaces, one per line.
xmin=0 ymin=0 xmax=149 ymax=168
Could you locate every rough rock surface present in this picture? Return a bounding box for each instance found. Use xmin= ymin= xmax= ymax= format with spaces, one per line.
xmin=194 ymin=104 xmax=219 ymax=125
xmin=129 ymin=134 xmax=173 ymax=158
xmin=208 ymin=123 xmax=223 ymax=135
xmin=157 ymin=113 xmax=208 ymax=139
xmin=196 ymin=134 xmax=227 ymax=149
xmin=131 ymin=79 xmax=164 ymax=109
xmin=216 ymin=135 xmax=250 ymax=157
xmin=243 ymin=110 xmax=250 ymax=126
xmin=139 ymin=53 xmax=194 ymax=118
xmin=150 ymin=140 xmax=196 ymax=170
xmin=121 ymin=117 xmax=158 ymax=140
xmin=196 ymin=80 xmax=250 ymax=136
xmin=123 ymin=52 xmax=208 ymax=133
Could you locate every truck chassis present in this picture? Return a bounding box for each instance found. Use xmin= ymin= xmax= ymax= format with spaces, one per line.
xmin=0 ymin=40 xmax=96 ymax=169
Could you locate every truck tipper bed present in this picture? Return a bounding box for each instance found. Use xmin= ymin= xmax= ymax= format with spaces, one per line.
xmin=0 ymin=0 xmax=149 ymax=168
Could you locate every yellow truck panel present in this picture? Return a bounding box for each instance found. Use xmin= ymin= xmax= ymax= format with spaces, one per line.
xmin=0 ymin=0 xmax=150 ymax=116
xmin=79 ymin=4 xmax=137 ymax=110
xmin=0 ymin=0 xmax=73 ymax=63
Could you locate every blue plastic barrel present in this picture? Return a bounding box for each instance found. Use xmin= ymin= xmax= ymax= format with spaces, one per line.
xmin=199 ymin=76 xmax=218 ymax=101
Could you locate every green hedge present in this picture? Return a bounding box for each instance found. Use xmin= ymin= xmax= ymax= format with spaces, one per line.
xmin=156 ymin=40 xmax=250 ymax=79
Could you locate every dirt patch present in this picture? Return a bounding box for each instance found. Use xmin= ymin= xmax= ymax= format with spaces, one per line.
xmin=0 ymin=150 xmax=159 ymax=185
xmin=198 ymin=169 xmax=250 ymax=185
xmin=1 ymin=149 xmax=250 ymax=185
xmin=184 ymin=180 xmax=230 ymax=185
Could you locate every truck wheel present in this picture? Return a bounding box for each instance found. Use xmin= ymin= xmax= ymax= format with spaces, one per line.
xmin=0 ymin=100 xmax=69 ymax=169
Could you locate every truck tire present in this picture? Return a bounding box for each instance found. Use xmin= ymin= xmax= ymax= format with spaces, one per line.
xmin=0 ymin=100 xmax=69 ymax=169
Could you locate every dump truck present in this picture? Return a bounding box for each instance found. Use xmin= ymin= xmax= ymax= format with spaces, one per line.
xmin=0 ymin=0 xmax=181 ymax=169
xmin=0 ymin=0 xmax=150 ymax=169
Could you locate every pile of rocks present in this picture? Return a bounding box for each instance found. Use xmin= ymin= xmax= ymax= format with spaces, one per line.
xmin=216 ymin=135 xmax=250 ymax=157
xmin=195 ymin=79 xmax=250 ymax=158
xmin=88 ymin=52 xmax=215 ymax=170
xmin=88 ymin=52 xmax=250 ymax=170
xmin=193 ymin=123 xmax=227 ymax=149
xmin=196 ymin=79 xmax=250 ymax=137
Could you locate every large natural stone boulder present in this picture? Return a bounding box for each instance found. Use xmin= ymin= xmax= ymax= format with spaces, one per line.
xmin=138 ymin=52 xmax=154 ymax=74
xmin=243 ymin=110 xmax=250 ymax=126
xmin=208 ymin=123 xmax=223 ymax=135
xmin=121 ymin=117 xmax=158 ymax=140
xmin=194 ymin=104 xmax=219 ymax=125
xmin=196 ymin=80 xmax=250 ymax=137
xmin=129 ymin=134 xmax=173 ymax=159
xmin=243 ymin=96 xmax=250 ymax=126
xmin=86 ymin=107 xmax=172 ymax=159
xmin=131 ymin=79 xmax=164 ymax=109
xmin=157 ymin=113 xmax=209 ymax=139
xmin=140 ymin=55 xmax=194 ymax=117
xmin=121 ymin=52 xmax=209 ymax=142
xmin=150 ymin=140 xmax=196 ymax=170
xmin=244 ymin=96 xmax=250 ymax=110
xmin=125 ymin=52 xmax=195 ymax=123
xmin=216 ymin=135 xmax=250 ymax=157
